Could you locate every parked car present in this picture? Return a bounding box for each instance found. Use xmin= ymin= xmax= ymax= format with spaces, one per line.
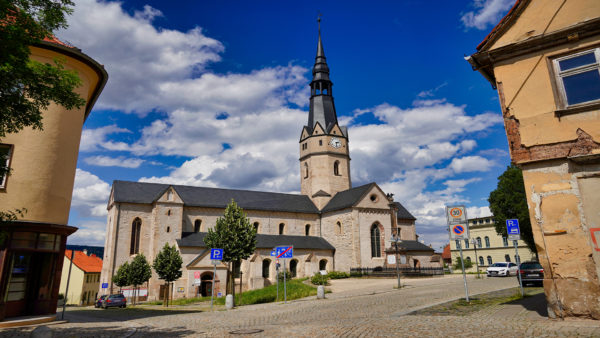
xmin=95 ymin=295 xmax=107 ymax=308
xmin=101 ymin=294 xmax=127 ymax=309
xmin=518 ymin=261 xmax=544 ymax=286
xmin=486 ymin=262 xmax=518 ymax=277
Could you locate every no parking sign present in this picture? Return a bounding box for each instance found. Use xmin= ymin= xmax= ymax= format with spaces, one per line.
xmin=446 ymin=205 xmax=469 ymax=240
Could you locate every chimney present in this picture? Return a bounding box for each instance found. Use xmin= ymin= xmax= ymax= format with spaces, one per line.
xmin=83 ymin=249 xmax=88 ymax=255
xmin=91 ymin=254 xmax=96 ymax=257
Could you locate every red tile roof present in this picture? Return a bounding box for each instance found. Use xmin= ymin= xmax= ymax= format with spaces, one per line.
xmin=442 ymin=244 xmax=451 ymax=259
xmin=43 ymin=35 xmax=74 ymax=48
xmin=476 ymin=0 xmax=527 ymax=51
xmin=65 ymin=250 xmax=103 ymax=273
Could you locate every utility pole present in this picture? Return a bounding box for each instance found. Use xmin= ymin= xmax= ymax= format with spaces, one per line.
xmin=391 ymin=235 xmax=402 ymax=289
xmin=471 ymin=238 xmax=481 ymax=279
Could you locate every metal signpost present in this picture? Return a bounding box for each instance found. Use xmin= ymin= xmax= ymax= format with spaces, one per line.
xmin=270 ymin=248 xmax=279 ymax=301
xmin=471 ymin=238 xmax=481 ymax=279
xmin=275 ymin=246 xmax=293 ymax=303
xmin=210 ymin=248 xmax=223 ymax=309
xmin=446 ymin=205 xmax=470 ymax=302
xmin=390 ymin=235 xmax=402 ymax=289
xmin=506 ymin=219 xmax=524 ymax=296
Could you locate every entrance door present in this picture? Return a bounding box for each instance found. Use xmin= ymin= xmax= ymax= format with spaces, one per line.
xmin=200 ymin=273 xmax=213 ymax=297
xmin=4 ymin=253 xmax=31 ymax=317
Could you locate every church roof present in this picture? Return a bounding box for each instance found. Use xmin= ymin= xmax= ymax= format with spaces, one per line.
xmin=111 ymin=180 xmax=319 ymax=214
xmin=177 ymin=232 xmax=335 ymax=251
xmin=320 ymin=183 xmax=376 ymax=213
xmin=385 ymin=240 xmax=434 ymax=253
xmin=394 ymin=202 xmax=416 ymax=220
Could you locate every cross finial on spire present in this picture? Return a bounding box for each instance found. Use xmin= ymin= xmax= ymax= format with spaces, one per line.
xmin=318 ymin=13 xmax=322 ymax=34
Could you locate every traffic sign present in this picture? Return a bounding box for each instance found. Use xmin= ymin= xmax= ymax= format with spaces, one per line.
xmin=210 ymin=248 xmax=224 ymax=260
xmin=450 ymin=223 xmax=469 ymax=240
xmin=102 ymin=282 xmax=108 ymax=289
xmin=506 ymin=219 xmax=520 ymax=235
xmin=446 ymin=205 xmax=467 ymax=224
xmin=275 ymin=246 xmax=293 ymax=258
xmin=270 ymin=248 xmax=277 ymax=257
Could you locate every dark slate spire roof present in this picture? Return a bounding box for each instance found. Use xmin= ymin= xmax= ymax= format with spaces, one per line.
xmin=306 ymin=18 xmax=340 ymax=135
xmin=177 ymin=232 xmax=335 ymax=251
xmin=394 ymin=202 xmax=417 ymax=220
xmin=111 ymin=180 xmax=319 ymax=214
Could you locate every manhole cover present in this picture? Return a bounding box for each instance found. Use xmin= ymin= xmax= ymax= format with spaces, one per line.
xmin=229 ymin=329 xmax=264 ymax=335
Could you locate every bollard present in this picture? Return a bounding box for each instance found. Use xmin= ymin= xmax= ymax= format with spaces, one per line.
xmin=317 ymin=285 xmax=325 ymax=299
xmin=225 ymin=294 xmax=234 ymax=309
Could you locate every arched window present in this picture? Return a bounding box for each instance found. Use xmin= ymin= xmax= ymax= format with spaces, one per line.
xmin=505 ymin=254 xmax=511 ymax=262
xmin=290 ymin=259 xmax=298 ymax=277
xmin=466 ymin=256 xmax=471 ymax=262
xmin=484 ymin=236 xmax=490 ymax=248
xmin=336 ymin=221 xmax=342 ymax=235
xmin=487 ymin=256 xmax=492 ymax=265
xmin=194 ymin=220 xmax=201 ymax=233
xmin=502 ymin=237 xmax=508 ymax=247
xmin=130 ymin=218 xmax=142 ymax=255
xmin=279 ymin=223 xmax=285 ymax=235
xmin=464 ymin=239 xmax=469 ymax=249
xmin=476 ymin=237 xmax=482 ymax=248
xmin=166 ymin=226 xmax=170 ymax=233
xmin=304 ymin=163 xmax=309 ymax=179
xmin=479 ymin=256 xmax=484 ymax=265
xmin=262 ymin=259 xmax=270 ymax=278
xmin=253 ymin=222 xmax=259 ymax=233
xmin=319 ymin=259 xmax=327 ymax=271
xmin=167 ymin=209 xmax=171 ymax=216
xmin=370 ymin=223 xmax=382 ymax=258
xmin=305 ymin=224 xmax=310 ymax=236
xmin=333 ymin=161 xmax=340 ymax=176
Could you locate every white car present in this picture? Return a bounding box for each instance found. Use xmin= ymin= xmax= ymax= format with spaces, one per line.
xmin=486 ymin=262 xmax=518 ymax=277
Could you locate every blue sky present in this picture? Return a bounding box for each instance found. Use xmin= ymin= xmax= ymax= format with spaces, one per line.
xmin=59 ymin=0 xmax=517 ymax=250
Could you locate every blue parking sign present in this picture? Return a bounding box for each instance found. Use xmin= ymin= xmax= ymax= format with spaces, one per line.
xmin=210 ymin=248 xmax=223 ymax=260
xmin=506 ymin=219 xmax=520 ymax=235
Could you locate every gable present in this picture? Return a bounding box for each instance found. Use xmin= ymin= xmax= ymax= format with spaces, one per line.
xmin=157 ymin=186 xmax=183 ymax=204
xmin=300 ymin=126 xmax=311 ymax=141
xmin=486 ymin=0 xmax=599 ymax=51
xmin=328 ymin=124 xmax=345 ymax=137
xmin=354 ymin=184 xmax=391 ymax=210
xmin=312 ymin=122 xmax=325 ymax=136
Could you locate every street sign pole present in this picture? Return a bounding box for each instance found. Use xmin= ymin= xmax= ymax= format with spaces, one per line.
xmin=210 ymin=262 xmax=216 ymax=310
xmin=514 ymin=240 xmax=524 ymax=297
xmin=283 ymin=259 xmax=287 ymax=304
xmin=209 ymin=248 xmax=223 ymax=310
xmin=457 ymin=241 xmax=470 ymax=302
xmin=276 ymin=261 xmax=279 ymax=302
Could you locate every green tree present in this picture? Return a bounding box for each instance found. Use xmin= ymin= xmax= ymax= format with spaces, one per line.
xmin=488 ymin=165 xmax=537 ymax=254
xmin=203 ymin=199 xmax=256 ymax=306
xmin=453 ymin=256 xmax=473 ymax=270
xmin=128 ymin=254 xmax=151 ymax=305
xmin=152 ymin=243 xmax=182 ymax=307
xmin=112 ymin=261 xmax=130 ymax=294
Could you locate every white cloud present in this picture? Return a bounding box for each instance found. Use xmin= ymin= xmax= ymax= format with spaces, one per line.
xmin=467 ymin=206 xmax=493 ymax=218
xmin=461 ymin=0 xmax=514 ymax=30
xmin=84 ymin=155 xmax=145 ymax=168
xmin=449 ymin=156 xmax=494 ymax=173
xmin=80 ymin=125 xmax=131 ymax=152
xmin=72 ymin=169 xmax=111 ymax=217
xmin=68 ymin=220 xmax=107 ymax=246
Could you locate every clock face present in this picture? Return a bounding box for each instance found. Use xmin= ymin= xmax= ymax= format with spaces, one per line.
xmin=329 ymin=137 xmax=342 ymax=148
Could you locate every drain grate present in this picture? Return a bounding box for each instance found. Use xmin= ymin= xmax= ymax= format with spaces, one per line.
xmin=229 ymin=329 xmax=264 ymax=335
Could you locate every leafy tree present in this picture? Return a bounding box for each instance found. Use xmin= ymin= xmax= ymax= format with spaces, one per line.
xmin=453 ymin=256 xmax=473 ymax=270
xmin=112 ymin=261 xmax=130 ymax=293
xmin=203 ymin=199 xmax=256 ymax=306
xmin=152 ymin=243 xmax=183 ymax=307
xmin=128 ymin=254 xmax=151 ymax=305
xmin=488 ymin=165 xmax=537 ymax=254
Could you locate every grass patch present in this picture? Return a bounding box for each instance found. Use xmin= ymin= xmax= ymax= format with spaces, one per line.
xmin=409 ymin=287 xmax=543 ymax=316
xmin=213 ymin=278 xmax=319 ymax=306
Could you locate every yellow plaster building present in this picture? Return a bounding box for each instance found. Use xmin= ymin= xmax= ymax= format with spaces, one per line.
xmin=468 ymin=0 xmax=600 ymax=319
xmin=59 ymin=250 xmax=102 ymax=305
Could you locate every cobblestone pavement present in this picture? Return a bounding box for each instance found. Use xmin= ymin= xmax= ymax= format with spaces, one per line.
xmin=3 ymin=275 xmax=600 ymax=337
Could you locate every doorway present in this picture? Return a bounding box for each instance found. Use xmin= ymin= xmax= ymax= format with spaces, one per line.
xmin=200 ymin=273 xmax=213 ymax=297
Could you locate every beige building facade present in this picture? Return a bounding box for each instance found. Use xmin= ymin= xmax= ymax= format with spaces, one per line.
xmin=59 ymin=250 xmax=102 ymax=305
xmin=99 ymin=29 xmax=437 ymax=301
xmin=468 ymin=0 xmax=600 ymax=318
xmin=449 ymin=216 xmax=536 ymax=273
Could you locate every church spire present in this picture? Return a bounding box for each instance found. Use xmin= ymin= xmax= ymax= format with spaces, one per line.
xmin=308 ymin=16 xmax=337 ymax=132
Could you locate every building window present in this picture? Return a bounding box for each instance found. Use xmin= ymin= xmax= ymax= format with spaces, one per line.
xmin=337 ymin=221 xmax=342 ymax=235
xmin=262 ymin=259 xmax=270 ymax=278
xmin=167 ymin=190 xmax=173 ymax=201
xmin=464 ymin=239 xmax=469 ymax=249
xmin=476 ymin=237 xmax=482 ymax=248
xmin=194 ymin=220 xmax=201 ymax=233
xmin=455 ymin=240 xmax=460 ymax=248
xmin=319 ymin=140 xmax=323 ymax=146
xmin=304 ymin=163 xmax=309 ymax=179
xmin=487 ymin=256 xmax=492 ymax=265
xmin=502 ymin=237 xmax=508 ymax=247
xmin=552 ymin=48 xmax=600 ymax=107
xmin=505 ymin=254 xmax=511 ymax=262
xmin=484 ymin=236 xmax=490 ymax=248
xmin=167 ymin=209 xmax=171 ymax=216
xmin=290 ymin=259 xmax=298 ymax=277
xmin=253 ymin=222 xmax=259 ymax=233
xmin=465 ymin=256 xmax=471 ymax=263
xmin=333 ymin=161 xmax=340 ymax=176
xmin=319 ymin=259 xmax=327 ymax=271
xmin=130 ymin=218 xmax=142 ymax=255
xmin=370 ymin=223 xmax=382 ymax=258
xmin=166 ymin=226 xmax=170 ymax=233
xmin=305 ymin=224 xmax=311 ymax=236
xmin=479 ymin=256 xmax=484 ymax=266
xmin=279 ymin=223 xmax=285 ymax=235
xmin=0 ymin=144 xmax=12 ymax=188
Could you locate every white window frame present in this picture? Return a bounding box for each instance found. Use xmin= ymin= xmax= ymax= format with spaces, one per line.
xmin=0 ymin=144 xmax=13 ymax=189
xmin=552 ymin=47 xmax=600 ymax=109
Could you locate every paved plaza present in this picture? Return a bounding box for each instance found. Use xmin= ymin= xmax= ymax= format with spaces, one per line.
xmin=3 ymin=275 xmax=600 ymax=337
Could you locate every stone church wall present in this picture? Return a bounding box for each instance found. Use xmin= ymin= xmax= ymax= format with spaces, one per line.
xmin=357 ymin=209 xmax=392 ymax=269
xmin=320 ymin=209 xmax=356 ymax=271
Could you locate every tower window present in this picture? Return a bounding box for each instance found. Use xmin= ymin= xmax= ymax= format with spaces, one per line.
xmin=336 ymin=221 xmax=342 ymax=235
xmin=323 ymin=88 xmax=327 ymax=95
xmin=167 ymin=209 xmax=171 ymax=216
xmin=253 ymin=222 xmax=259 ymax=233
xmin=333 ymin=161 xmax=340 ymax=176
xmin=130 ymin=218 xmax=142 ymax=255
xmin=319 ymin=140 xmax=322 ymax=146
xmin=304 ymin=163 xmax=309 ymax=179
xmin=194 ymin=219 xmax=201 ymax=233
xmin=166 ymin=226 xmax=171 ymax=233
xmin=305 ymin=224 xmax=311 ymax=236
xmin=279 ymin=223 xmax=285 ymax=235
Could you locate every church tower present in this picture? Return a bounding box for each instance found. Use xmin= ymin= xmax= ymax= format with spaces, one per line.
xmin=300 ymin=19 xmax=351 ymax=209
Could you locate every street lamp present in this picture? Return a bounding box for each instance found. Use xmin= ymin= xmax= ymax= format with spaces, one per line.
xmin=471 ymin=238 xmax=481 ymax=279
xmin=391 ymin=234 xmax=402 ymax=289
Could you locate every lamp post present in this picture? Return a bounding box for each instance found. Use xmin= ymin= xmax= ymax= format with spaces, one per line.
xmin=391 ymin=235 xmax=402 ymax=289
xmin=471 ymin=238 xmax=481 ymax=279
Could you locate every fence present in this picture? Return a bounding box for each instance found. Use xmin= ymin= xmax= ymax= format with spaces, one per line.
xmin=350 ymin=267 xmax=444 ymax=277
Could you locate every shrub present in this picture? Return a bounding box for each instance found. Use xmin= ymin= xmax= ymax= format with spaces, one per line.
xmin=311 ymin=273 xmax=329 ymax=285
xmin=453 ymin=257 xmax=473 ymax=270
xmin=277 ymin=270 xmax=291 ymax=281
xmin=58 ymin=293 xmax=64 ymax=300
xmin=327 ymin=271 xmax=350 ymax=279
xmin=350 ymin=271 xmax=363 ymax=277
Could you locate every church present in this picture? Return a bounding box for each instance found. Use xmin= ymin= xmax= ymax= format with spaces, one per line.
xmin=99 ymin=27 xmax=437 ymax=300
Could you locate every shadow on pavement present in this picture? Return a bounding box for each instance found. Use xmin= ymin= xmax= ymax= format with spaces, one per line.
xmin=0 ymin=324 xmax=197 ymax=338
xmin=506 ymin=290 xmax=548 ymax=317
xmin=64 ymin=307 xmax=204 ymax=323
